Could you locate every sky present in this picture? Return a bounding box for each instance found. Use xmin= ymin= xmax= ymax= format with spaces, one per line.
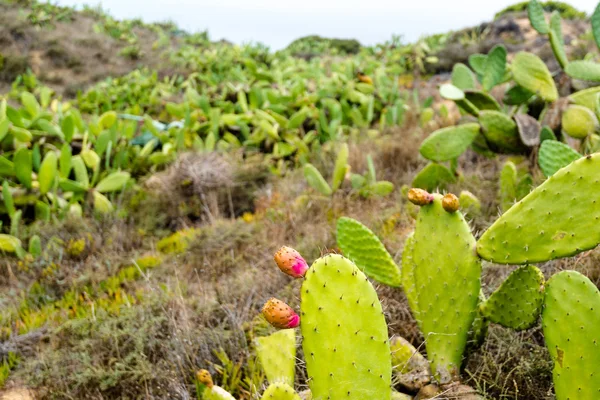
xmin=54 ymin=0 xmax=599 ymax=50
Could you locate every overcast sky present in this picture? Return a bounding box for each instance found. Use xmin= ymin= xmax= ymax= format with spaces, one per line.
xmin=54 ymin=0 xmax=599 ymax=49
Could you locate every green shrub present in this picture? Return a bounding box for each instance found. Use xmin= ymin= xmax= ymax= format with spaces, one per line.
xmin=495 ymin=1 xmax=586 ymax=20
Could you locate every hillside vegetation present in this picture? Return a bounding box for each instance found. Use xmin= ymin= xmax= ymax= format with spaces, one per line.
xmin=1 ymin=0 xmax=600 ymax=399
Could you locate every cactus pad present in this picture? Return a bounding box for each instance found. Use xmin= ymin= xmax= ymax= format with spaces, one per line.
xmin=412 ymin=163 xmax=456 ymax=192
xmin=336 ymin=217 xmax=402 ymax=287
xmin=477 ymin=153 xmax=600 ymax=264
xmin=419 ymin=123 xmax=480 ymax=162
xmin=482 ymin=44 xmax=507 ymax=92
xmin=300 ymin=254 xmax=392 ymax=399
xmin=303 ymin=164 xmax=332 ymax=196
xmin=542 ymin=271 xmax=600 ymax=400
xmin=499 ymin=161 xmax=518 ymax=212
xmin=568 ymin=86 xmax=600 ymax=110
xmin=459 ymin=191 xmax=481 ymax=216
xmin=511 ymin=52 xmax=558 ymax=102
xmin=451 ymin=63 xmax=476 ymax=90
xmin=412 ymin=195 xmax=481 ymax=383
xmin=480 ymin=265 xmax=544 ymax=330
xmin=255 ymin=329 xmax=296 ymax=385
xmin=528 ymin=0 xmax=549 ymax=34
xmin=464 ymin=90 xmax=501 ymax=111
xmin=561 ymin=105 xmax=598 ymax=139
xmin=565 ymin=60 xmax=600 ymax=82
xmin=478 ymin=111 xmax=525 ymax=153
xmin=260 ymin=383 xmax=301 ymax=400
xmin=538 ymin=140 xmax=581 ymax=177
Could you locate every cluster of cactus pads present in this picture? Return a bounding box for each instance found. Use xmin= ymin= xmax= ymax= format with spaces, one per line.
xmin=335 ymin=154 xmax=600 ymax=399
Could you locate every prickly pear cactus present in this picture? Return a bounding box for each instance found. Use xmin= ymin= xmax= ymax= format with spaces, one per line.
xmin=300 ymin=254 xmax=392 ymax=400
xmin=538 ymin=140 xmax=581 ymax=177
xmin=542 ymin=271 xmax=600 ymax=400
xmin=412 ymin=194 xmax=481 ymax=383
xmin=260 ymin=383 xmax=301 ymax=400
xmin=565 ymin=60 xmax=600 ymax=82
xmin=205 ymin=387 xmax=236 ymax=400
xmin=465 ymin=90 xmax=501 ymax=111
xmin=478 ymin=154 xmax=600 ymax=264
xmin=419 ymin=123 xmax=480 ymax=162
xmin=459 ymin=191 xmax=481 ymax=216
xmin=561 ymin=105 xmax=598 ymax=139
xmin=568 ymin=86 xmax=600 ymax=110
xmin=478 ymin=111 xmax=525 ymax=153
xmin=480 ymin=265 xmax=545 ymax=330
xmin=412 ymin=163 xmax=456 ymax=192
xmin=451 ymin=63 xmax=476 ymax=90
xmin=336 ymin=217 xmax=402 ymax=287
xmin=255 ymin=329 xmax=296 ymax=386
xmin=303 ymin=164 xmax=332 ymax=196
xmin=511 ymin=52 xmax=558 ymax=102
xmin=499 ymin=161 xmax=517 ymax=213
xmin=400 ymin=233 xmax=419 ymax=323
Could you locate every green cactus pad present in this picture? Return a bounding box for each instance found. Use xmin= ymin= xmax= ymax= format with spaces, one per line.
xmin=255 ymin=329 xmax=296 ymax=386
xmin=561 ymin=105 xmax=598 ymax=139
xmin=540 ymin=126 xmax=557 ymax=142
xmin=260 ymin=383 xmax=301 ymax=400
xmin=464 ymin=90 xmax=501 ymax=111
xmin=303 ymin=164 xmax=332 ymax=196
xmin=503 ymin=85 xmax=535 ymax=106
xmin=480 ymin=265 xmax=544 ymax=330
xmin=459 ymin=191 xmax=481 ymax=216
xmin=528 ymin=0 xmax=549 ymax=34
xmin=412 ymin=163 xmax=456 ymax=192
xmin=439 ymin=84 xmax=465 ymax=101
xmin=565 ymin=60 xmax=600 ymax=82
xmin=482 ymin=45 xmax=507 ymax=92
xmin=593 ymin=2 xmax=600 ymax=51
xmin=538 ymin=140 xmax=581 ymax=177
xmin=568 ymin=86 xmax=600 ymax=110
xmin=331 ymin=143 xmax=349 ymax=191
xmin=511 ymin=52 xmax=558 ymax=102
xmin=514 ymin=114 xmax=541 ymax=147
xmin=478 ymin=111 xmax=525 ymax=153
xmin=549 ymin=11 xmax=568 ymax=69
xmin=301 ymin=254 xmax=392 ymax=400
xmin=412 ymin=195 xmax=481 ymax=383
xmin=451 ymin=63 xmax=476 ymax=90
xmin=336 ymin=217 xmax=402 ymax=287
xmin=419 ymin=123 xmax=479 ymax=162
xmin=477 ymin=153 xmax=600 ymax=264
xmin=542 ymin=271 xmax=600 ymax=400
xmin=400 ymin=233 xmax=419 ymax=322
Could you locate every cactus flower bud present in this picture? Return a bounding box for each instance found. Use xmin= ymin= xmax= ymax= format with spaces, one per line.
xmin=442 ymin=193 xmax=460 ymax=213
xmin=408 ymin=188 xmax=434 ymax=206
xmin=262 ymin=298 xmax=300 ymax=329
xmin=197 ymin=369 xmax=213 ymax=388
xmin=274 ymin=246 xmax=308 ymax=278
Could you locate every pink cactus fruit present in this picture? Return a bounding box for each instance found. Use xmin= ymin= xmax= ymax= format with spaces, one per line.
xmin=274 ymin=246 xmax=308 ymax=278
